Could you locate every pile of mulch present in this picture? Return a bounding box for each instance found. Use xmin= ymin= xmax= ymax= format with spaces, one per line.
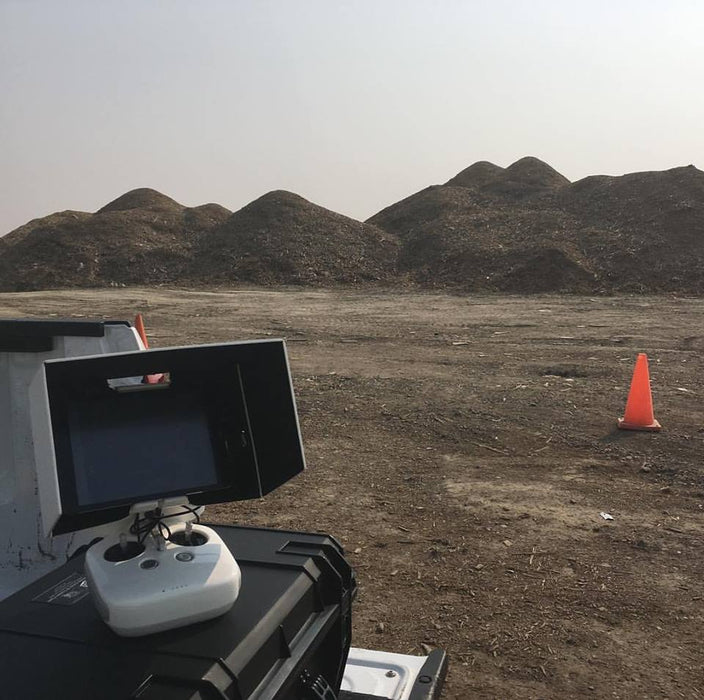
xmin=0 ymin=189 xmax=231 ymax=291
xmin=187 ymin=190 xmax=400 ymax=286
xmin=369 ymin=177 xmax=595 ymax=293
xmin=0 ymin=189 xmax=399 ymax=291
xmin=444 ymin=156 xmax=570 ymax=199
xmin=559 ymin=166 xmax=704 ymax=292
xmin=1 ymin=159 xmax=703 ymax=294
xmin=368 ymin=158 xmax=704 ymax=294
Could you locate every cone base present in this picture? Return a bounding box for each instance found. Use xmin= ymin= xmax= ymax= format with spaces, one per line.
xmin=618 ymin=418 xmax=661 ymax=432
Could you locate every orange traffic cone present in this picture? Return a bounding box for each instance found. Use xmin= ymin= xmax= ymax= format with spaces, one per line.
xmin=618 ymin=353 xmax=661 ymax=431
xmin=134 ymin=313 xmax=149 ymax=349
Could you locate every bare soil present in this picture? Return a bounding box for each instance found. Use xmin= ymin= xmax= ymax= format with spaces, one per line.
xmin=1 ymin=287 xmax=702 ymax=699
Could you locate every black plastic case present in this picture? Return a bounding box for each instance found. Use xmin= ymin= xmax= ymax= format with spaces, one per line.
xmin=0 ymin=525 xmax=354 ymax=699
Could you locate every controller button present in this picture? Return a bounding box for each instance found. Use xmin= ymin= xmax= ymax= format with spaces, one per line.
xmin=140 ymin=559 xmax=159 ymax=570
xmin=175 ymin=552 xmax=195 ymax=562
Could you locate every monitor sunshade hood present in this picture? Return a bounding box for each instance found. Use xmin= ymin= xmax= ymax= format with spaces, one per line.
xmin=33 ymin=340 xmax=306 ymax=536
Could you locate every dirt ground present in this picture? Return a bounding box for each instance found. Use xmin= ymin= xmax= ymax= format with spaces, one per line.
xmin=1 ymin=287 xmax=702 ymax=699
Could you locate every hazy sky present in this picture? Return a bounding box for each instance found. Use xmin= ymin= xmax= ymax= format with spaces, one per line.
xmin=1 ymin=1 xmax=703 ymax=235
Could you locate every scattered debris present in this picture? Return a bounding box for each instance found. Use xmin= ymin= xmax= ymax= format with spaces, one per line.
xmin=600 ymin=512 xmax=614 ymax=521
xmin=470 ymin=441 xmax=509 ymax=455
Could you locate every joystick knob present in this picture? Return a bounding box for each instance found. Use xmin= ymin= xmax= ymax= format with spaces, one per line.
xmin=104 ymin=539 xmax=145 ymax=562
xmin=170 ymin=525 xmax=209 ymax=547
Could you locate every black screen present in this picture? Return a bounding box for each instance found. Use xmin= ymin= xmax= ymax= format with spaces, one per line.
xmin=68 ymin=389 xmax=219 ymax=508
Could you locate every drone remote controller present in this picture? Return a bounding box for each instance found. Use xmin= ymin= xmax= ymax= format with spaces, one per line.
xmin=84 ymin=523 xmax=241 ymax=637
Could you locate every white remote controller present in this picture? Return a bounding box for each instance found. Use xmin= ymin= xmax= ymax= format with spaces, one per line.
xmin=84 ymin=524 xmax=241 ymax=637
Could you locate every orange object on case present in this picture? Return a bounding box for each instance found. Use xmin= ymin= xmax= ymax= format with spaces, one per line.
xmin=134 ymin=314 xmax=164 ymax=384
xmin=618 ymin=353 xmax=661 ymax=431
xmin=134 ymin=313 xmax=149 ymax=349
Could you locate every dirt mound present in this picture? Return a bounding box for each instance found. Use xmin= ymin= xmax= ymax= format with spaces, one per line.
xmin=497 ymin=247 xmax=597 ymax=293
xmin=445 ymin=156 xmax=570 ymax=200
xmin=0 ymin=191 xmax=231 ymax=291
xmin=445 ymin=160 xmax=505 ymax=188
xmin=97 ymin=188 xmax=184 ymax=213
xmin=369 ymin=185 xmax=482 ymax=242
xmin=189 ymin=190 xmax=400 ymax=286
xmin=369 ymin=159 xmax=704 ymax=294
xmin=1 ymin=160 xmax=703 ymax=294
xmin=502 ymin=156 xmax=570 ymax=190
xmin=562 ymin=166 xmax=704 ymax=292
xmin=369 ymin=177 xmax=589 ymax=291
xmin=0 ymin=187 xmax=397 ymax=291
xmin=184 ymin=203 xmax=233 ymax=230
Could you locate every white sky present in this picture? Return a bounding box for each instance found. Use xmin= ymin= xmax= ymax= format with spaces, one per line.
xmin=1 ymin=0 xmax=703 ymax=235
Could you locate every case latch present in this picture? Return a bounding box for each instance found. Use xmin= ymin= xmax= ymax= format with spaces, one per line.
xmin=300 ymin=669 xmax=337 ymax=699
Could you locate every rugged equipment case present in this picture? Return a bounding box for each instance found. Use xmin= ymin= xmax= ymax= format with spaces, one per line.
xmin=0 ymin=524 xmax=354 ymax=699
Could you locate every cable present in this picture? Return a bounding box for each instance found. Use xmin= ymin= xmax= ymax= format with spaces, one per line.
xmin=129 ymin=504 xmax=202 ymax=545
